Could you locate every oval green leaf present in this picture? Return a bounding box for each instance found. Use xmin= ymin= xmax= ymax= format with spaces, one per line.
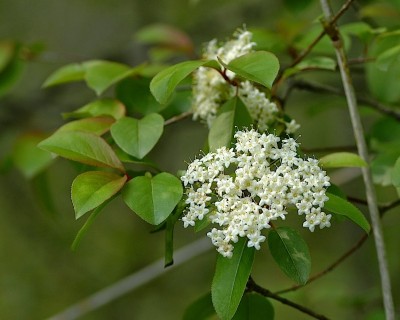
xmin=150 ymin=60 xmax=216 ymax=104
xmin=63 ymin=99 xmax=126 ymax=120
xmin=208 ymin=97 xmax=252 ymax=152
xmin=57 ymin=117 xmax=115 ymax=135
xmin=325 ymin=192 xmax=371 ymax=233
xmin=284 ymin=57 xmax=336 ymax=78
xmin=111 ymin=113 xmax=164 ymax=159
xmin=319 ymin=152 xmax=367 ymax=168
xmin=42 ymin=62 xmax=86 ymax=88
xmin=233 ymin=293 xmax=274 ymax=320
xmin=212 ymin=237 xmax=255 ymax=320
xmin=122 ymin=172 xmax=183 ymax=225
xmin=116 ymin=77 xmax=164 ymax=116
xmin=72 ymin=171 xmax=127 ymax=219
xmin=223 ymin=51 xmax=280 ymax=89
xmin=268 ymin=227 xmax=311 ymax=285
xmin=38 ymin=131 xmax=125 ymax=172
xmin=84 ymin=60 xmax=142 ymax=96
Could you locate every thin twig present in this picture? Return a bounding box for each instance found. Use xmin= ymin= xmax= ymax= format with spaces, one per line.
xmin=274 ymin=233 xmax=369 ymax=295
xmin=288 ymin=0 xmax=356 ymax=68
xmin=291 ymin=80 xmax=400 ymax=121
xmin=46 ymin=238 xmax=212 ymax=320
xmin=247 ymin=277 xmax=331 ymax=320
xmin=164 ymin=111 xmax=193 ymax=126
xmin=319 ymin=1 xmax=395 ymax=319
xmin=380 ymin=199 xmax=400 ymax=216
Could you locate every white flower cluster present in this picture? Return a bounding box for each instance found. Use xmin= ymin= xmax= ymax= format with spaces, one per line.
xmin=192 ymin=28 xmax=300 ymax=133
xmin=181 ymin=129 xmax=331 ymax=258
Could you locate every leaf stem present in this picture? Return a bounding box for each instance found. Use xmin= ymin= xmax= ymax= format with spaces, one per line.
xmin=319 ymin=1 xmax=395 ymax=318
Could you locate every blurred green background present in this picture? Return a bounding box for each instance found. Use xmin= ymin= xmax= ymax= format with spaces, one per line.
xmin=0 ymin=0 xmax=399 ymax=319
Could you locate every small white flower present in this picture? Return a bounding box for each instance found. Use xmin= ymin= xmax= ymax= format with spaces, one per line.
xmin=181 ymin=129 xmax=331 ymax=257
xmin=191 ymin=28 xmax=300 ymax=134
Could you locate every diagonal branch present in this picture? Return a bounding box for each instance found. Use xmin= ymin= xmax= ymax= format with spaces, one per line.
xmin=319 ymin=1 xmax=395 ymax=319
xmin=288 ymin=0 xmax=356 ymax=68
xmin=247 ymin=277 xmax=331 ymax=320
xmin=291 ymin=80 xmax=400 ymax=121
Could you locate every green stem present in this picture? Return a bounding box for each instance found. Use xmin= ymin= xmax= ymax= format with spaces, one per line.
xmin=71 ymin=198 xmax=113 ymax=251
xmin=319 ymin=1 xmax=395 ymax=319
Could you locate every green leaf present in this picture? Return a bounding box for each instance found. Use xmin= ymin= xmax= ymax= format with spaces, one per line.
xmin=208 ymin=97 xmax=253 ymax=152
xmin=366 ymin=33 xmax=400 ymax=103
xmin=233 ymin=293 xmax=274 ymax=320
xmin=194 ymin=216 xmax=211 ymax=232
xmin=183 ymin=292 xmax=216 ymax=320
xmin=43 ymin=60 xmax=142 ymax=95
xmin=122 ymin=172 xmax=183 ymax=225
xmin=111 ymin=113 xmax=164 ymax=159
xmin=116 ymin=77 xmax=164 ymax=116
xmin=113 ymin=146 xmax=161 ymax=171
xmin=212 ymin=238 xmax=255 ymax=320
xmin=284 ymin=57 xmax=336 ymax=77
xmin=319 ymin=152 xmax=367 ymax=168
xmin=325 ymin=193 xmax=371 ymax=233
xmin=42 ymin=63 xmax=86 ymax=88
xmin=57 ymin=117 xmax=115 ymax=135
xmin=84 ymin=60 xmax=142 ymax=96
xmin=12 ymin=133 xmax=54 ymax=179
xmin=222 ymin=51 xmax=280 ymax=89
xmin=326 ymin=184 xmax=347 ymax=199
xmin=38 ymin=131 xmax=125 ymax=172
xmin=340 ymin=22 xmax=385 ymax=44
xmin=71 ymin=171 xmax=127 ymax=219
xmin=369 ymin=116 xmax=400 ymax=146
xmin=391 ymin=156 xmax=400 ymax=187
xmin=376 ymin=44 xmax=400 ymax=71
xmin=268 ymin=227 xmax=311 ymax=285
xmin=371 ymin=151 xmax=400 ymax=186
xmin=150 ymin=60 xmax=217 ymax=104
xmin=63 ymin=99 xmax=126 ymax=120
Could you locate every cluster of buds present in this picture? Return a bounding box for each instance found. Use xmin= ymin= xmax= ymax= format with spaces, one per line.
xmin=192 ymin=28 xmax=300 ymax=133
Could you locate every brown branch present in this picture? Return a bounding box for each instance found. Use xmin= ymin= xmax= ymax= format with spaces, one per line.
xmin=291 ymin=80 xmax=400 ymax=121
xmin=247 ymin=277 xmax=331 ymax=320
xmin=287 ymin=0 xmax=356 ymax=68
xmin=380 ymin=199 xmax=400 ymax=216
xmin=274 ymin=233 xmax=369 ymax=295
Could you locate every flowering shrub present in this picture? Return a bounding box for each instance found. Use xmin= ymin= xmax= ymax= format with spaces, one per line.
xmin=11 ymin=1 xmax=397 ymax=317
